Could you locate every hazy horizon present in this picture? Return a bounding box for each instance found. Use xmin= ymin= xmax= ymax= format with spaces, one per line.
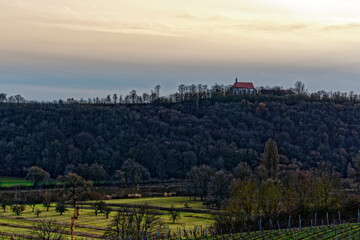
xmin=1 ymin=0 xmax=360 ymax=100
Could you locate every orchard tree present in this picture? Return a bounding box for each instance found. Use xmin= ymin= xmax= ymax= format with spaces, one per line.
xmin=35 ymin=209 xmax=42 ymax=218
xmin=43 ymin=201 xmax=52 ymax=211
xmin=12 ymin=205 xmax=25 ymax=216
xmin=31 ymin=220 xmax=66 ymax=240
xmin=169 ymin=205 xmax=181 ymax=223
xmin=1 ymin=199 xmax=10 ymax=212
xmin=55 ymin=202 xmax=67 ymax=215
xmin=105 ymin=204 xmax=165 ymax=239
xmin=93 ymin=201 xmax=107 ymax=215
xmin=104 ymin=207 xmax=112 ymax=219
xmin=28 ymin=200 xmax=37 ymax=212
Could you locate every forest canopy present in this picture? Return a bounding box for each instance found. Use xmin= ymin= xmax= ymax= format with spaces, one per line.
xmin=0 ymin=84 xmax=359 ymax=180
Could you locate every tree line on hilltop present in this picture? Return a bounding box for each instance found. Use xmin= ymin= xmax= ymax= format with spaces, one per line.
xmin=2 ymin=81 xmax=360 ymax=105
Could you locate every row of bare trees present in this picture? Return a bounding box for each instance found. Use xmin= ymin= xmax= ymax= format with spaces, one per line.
xmin=0 ymin=93 xmax=25 ymax=104
xmin=2 ymin=81 xmax=360 ymax=106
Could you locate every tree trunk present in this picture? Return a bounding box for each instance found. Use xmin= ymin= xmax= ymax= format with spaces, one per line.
xmin=71 ymin=197 xmax=78 ymax=240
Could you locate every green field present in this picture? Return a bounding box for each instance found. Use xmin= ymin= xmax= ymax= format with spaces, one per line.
xmin=0 ymin=177 xmax=122 ymax=188
xmin=0 ymin=177 xmax=59 ymax=188
xmin=98 ymin=196 xmax=212 ymax=210
xmin=0 ymin=197 xmax=215 ymax=239
xmin=0 ymin=196 xmax=358 ymax=239
xmin=0 ymin=177 xmax=33 ymax=187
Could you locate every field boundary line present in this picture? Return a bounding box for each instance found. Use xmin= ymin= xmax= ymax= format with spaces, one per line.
xmin=78 ymin=201 xmax=220 ymax=215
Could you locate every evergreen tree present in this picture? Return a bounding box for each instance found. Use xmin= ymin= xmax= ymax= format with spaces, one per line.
xmin=261 ymin=138 xmax=279 ymax=179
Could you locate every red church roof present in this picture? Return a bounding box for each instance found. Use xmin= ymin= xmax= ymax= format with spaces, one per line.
xmin=231 ymin=82 xmax=255 ymax=89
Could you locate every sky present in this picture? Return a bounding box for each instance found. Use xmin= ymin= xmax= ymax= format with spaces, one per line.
xmin=1 ymin=0 xmax=360 ymax=100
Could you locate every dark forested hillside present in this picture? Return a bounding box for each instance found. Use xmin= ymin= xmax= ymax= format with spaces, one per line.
xmin=0 ymin=96 xmax=359 ymax=179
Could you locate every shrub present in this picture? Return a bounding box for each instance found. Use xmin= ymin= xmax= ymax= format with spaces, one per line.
xmin=55 ymin=202 xmax=68 ymax=215
xmin=11 ymin=205 xmax=25 ymax=216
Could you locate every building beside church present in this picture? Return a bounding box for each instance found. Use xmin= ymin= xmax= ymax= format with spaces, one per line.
xmin=258 ymin=89 xmax=295 ymax=96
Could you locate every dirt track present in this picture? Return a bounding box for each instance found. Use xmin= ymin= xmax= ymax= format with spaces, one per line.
xmin=78 ymin=202 xmax=220 ymax=215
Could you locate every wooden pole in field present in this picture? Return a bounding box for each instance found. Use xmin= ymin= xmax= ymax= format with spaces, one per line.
xmin=71 ymin=195 xmax=78 ymax=240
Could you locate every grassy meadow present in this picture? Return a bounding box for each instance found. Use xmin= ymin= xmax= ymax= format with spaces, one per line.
xmin=0 ymin=177 xmax=59 ymax=188
xmin=0 ymin=196 xmax=215 ymax=239
xmin=0 ymin=195 xmax=359 ymax=239
xmin=0 ymin=180 xmax=357 ymax=239
xmin=0 ymin=178 xmax=33 ymax=188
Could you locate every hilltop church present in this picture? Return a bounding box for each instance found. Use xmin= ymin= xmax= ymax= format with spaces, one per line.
xmin=230 ymin=78 xmax=256 ymax=94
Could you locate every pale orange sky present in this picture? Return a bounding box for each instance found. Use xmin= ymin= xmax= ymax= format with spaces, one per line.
xmin=1 ymin=0 xmax=360 ymax=100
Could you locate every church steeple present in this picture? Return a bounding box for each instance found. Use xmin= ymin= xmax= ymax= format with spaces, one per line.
xmin=235 ymin=78 xmax=238 ymax=83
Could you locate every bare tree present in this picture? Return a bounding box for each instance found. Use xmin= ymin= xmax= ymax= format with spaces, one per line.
xmin=112 ymin=94 xmax=118 ymax=104
xmin=142 ymin=92 xmax=150 ymax=104
xmin=28 ymin=200 xmax=37 ymax=212
xmin=43 ymin=201 xmax=52 ymax=211
xmin=226 ymin=179 xmax=259 ymax=215
xmin=35 ymin=209 xmax=42 ymax=217
xmin=13 ymin=94 xmax=25 ymax=104
xmin=26 ymin=166 xmax=50 ymax=188
xmin=58 ymin=173 xmax=92 ymax=240
xmin=1 ymin=199 xmax=10 ymax=212
xmin=186 ymin=167 xmax=200 ymax=200
xmin=11 ymin=205 xmax=25 ymax=216
xmin=31 ymin=219 xmax=66 ymax=240
xmin=294 ymin=81 xmax=306 ymax=95
xmin=0 ymin=93 xmax=7 ymax=103
xmin=169 ymin=205 xmax=181 ymax=223
xmin=105 ymin=204 xmax=165 ymax=239
xmin=104 ymin=207 xmax=112 ymax=219
xmin=314 ymin=162 xmax=341 ymax=211
xmin=128 ymin=90 xmax=137 ymax=104
xmin=155 ymin=84 xmax=161 ymax=98
xmin=211 ymin=170 xmax=232 ymax=209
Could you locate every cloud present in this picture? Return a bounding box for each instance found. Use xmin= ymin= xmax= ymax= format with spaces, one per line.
xmin=320 ymin=23 xmax=360 ymax=32
xmin=5 ymin=0 xmax=360 ymax=38
xmin=175 ymin=13 xmax=235 ymax=22
xmin=33 ymin=21 xmax=182 ymax=37
xmin=232 ymin=22 xmax=311 ymax=33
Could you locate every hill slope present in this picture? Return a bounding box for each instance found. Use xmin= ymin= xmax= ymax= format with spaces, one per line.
xmin=0 ymin=97 xmax=359 ymax=178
